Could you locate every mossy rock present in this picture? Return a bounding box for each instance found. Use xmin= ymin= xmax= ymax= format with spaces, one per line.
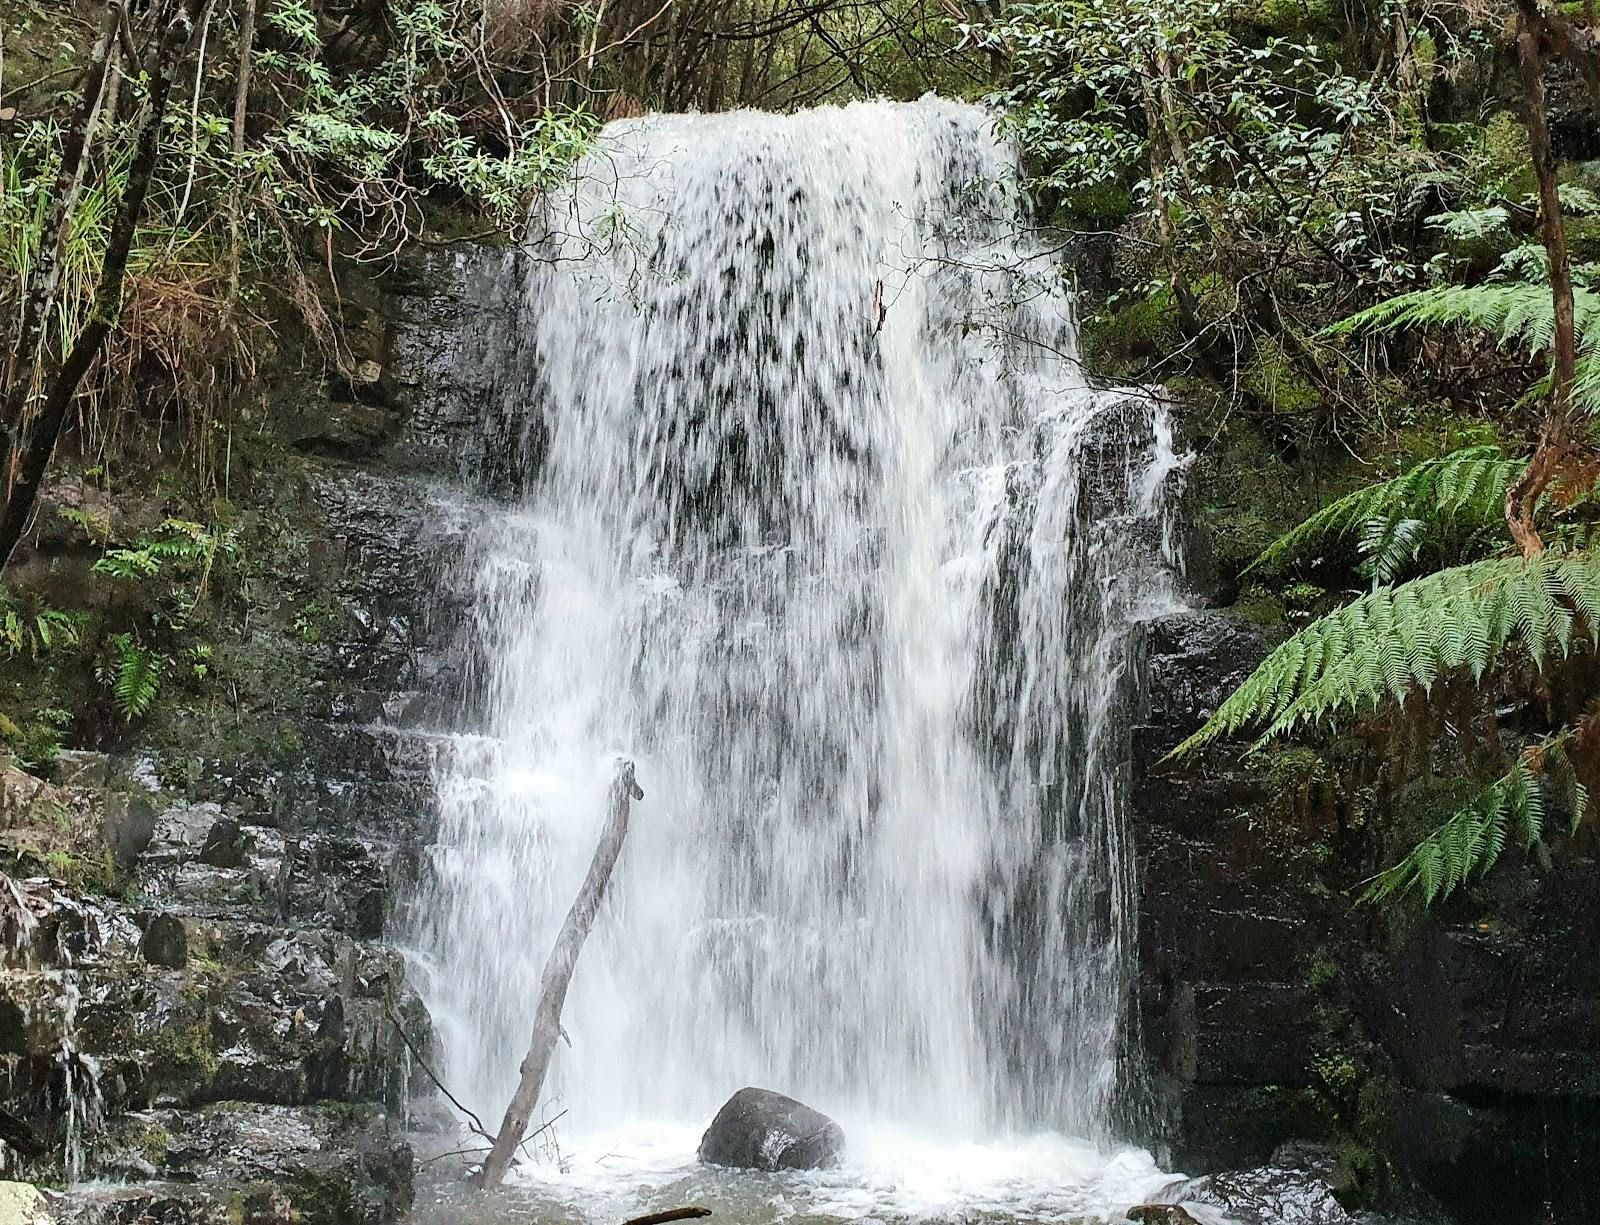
xmin=1083 ymin=286 xmax=1180 ymax=372
xmin=1242 ymin=341 xmax=1321 ymax=419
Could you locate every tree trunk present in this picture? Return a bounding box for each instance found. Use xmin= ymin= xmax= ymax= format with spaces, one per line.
xmin=1506 ymin=1 xmax=1578 ymax=559
xmin=226 ymin=0 xmax=258 ymax=328
xmin=475 ymin=759 xmax=645 ymax=1191
xmin=0 ymin=1 xmax=210 ymax=572
xmin=1 ymin=1 xmax=124 ymax=455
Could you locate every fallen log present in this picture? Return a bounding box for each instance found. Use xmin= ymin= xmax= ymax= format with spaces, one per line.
xmin=475 ymin=758 xmax=644 ymax=1190
xmin=622 ymin=1209 xmax=712 ymax=1225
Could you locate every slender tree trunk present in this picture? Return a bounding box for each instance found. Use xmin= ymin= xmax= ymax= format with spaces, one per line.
xmin=226 ymin=0 xmax=258 ymax=329
xmin=1506 ymin=1 xmax=1577 ymax=559
xmin=1 ymin=2 xmax=124 ymax=458
xmin=476 ymin=760 xmax=645 ymax=1191
xmin=0 ymin=1 xmax=210 ymax=572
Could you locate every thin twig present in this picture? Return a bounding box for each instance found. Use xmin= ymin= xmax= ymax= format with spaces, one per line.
xmin=384 ymin=1002 xmax=494 ymax=1142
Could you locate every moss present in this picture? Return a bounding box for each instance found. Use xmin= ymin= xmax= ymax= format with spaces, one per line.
xmin=117 ymin=1115 xmax=174 ymax=1168
xmin=1304 ymin=949 xmax=1341 ymax=990
xmin=1082 ymin=286 xmax=1180 ymax=372
xmin=286 ymin=1171 xmax=362 ymax=1225
xmin=41 ymin=845 xmax=117 ymax=893
xmin=315 ymin=1100 xmax=377 ymax=1127
xmin=148 ymin=990 xmax=221 ymax=1097
xmin=1481 ymin=111 xmax=1536 ymax=198
xmin=1566 ymin=216 xmax=1600 ymax=265
xmin=1248 ymin=0 xmax=1336 ymax=35
xmin=1242 ymin=340 xmax=1321 ymax=418
xmin=1228 ymin=587 xmax=1289 ymax=627
xmin=1258 ymin=744 xmax=1329 ymax=792
xmin=1050 ymin=180 xmax=1135 ymax=231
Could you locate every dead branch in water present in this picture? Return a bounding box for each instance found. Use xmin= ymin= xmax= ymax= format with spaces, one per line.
xmin=622 ymin=1209 xmax=713 ymax=1225
xmin=476 ymin=758 xmax=644 ymax=1190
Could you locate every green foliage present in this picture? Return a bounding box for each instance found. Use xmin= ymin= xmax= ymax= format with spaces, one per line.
xmin=0 ymin=705 xmax=72 ymax=771
xmin=0 ymin=587 xmax=83 ymax=657
xmin=1366 ymin=740 xmax=1592 ymax=904
xmin=1245 ymin=446 xmax=1524 ymax=579
xmin=977 ymin=0 xmax=1416 ymax=283
xmin=92 ymin=548 xmax=164 ymax=582
xmin=148 ymin=994 xmax=220 ymax=1090
xmin=1174 ymin=551 xmax=1600 ymax=756
xmin=1242 ymin=340 xmax=1321 ymax=417
xmin=1083 ymin=285 xmax=1179 ymax=366
xmin=190 ymin=0 xmax=598 ymax=255
xmin=292 ymin=597 xmax=347 ymax=645
xmin=1 ymin=1 xmax=600 ymax=503
xmin=90 ymin=519 xmax=238 ymax=633
xmin=42 ymin=844 xmax=117 ymax=893
xmin=96 ymin=633 xmax=164 ymax=722
xmin=1329 ymin=272 xmax=1600 ymax=414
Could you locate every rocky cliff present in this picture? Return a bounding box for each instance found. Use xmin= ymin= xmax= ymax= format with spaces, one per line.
xmin=1136 ymin=609 xmax=1600 ymax=1224
xmin=0 ymin=249 xmax=511 ymax=1221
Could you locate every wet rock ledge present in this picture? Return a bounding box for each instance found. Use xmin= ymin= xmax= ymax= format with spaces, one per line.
xmin=0 ymin=251 xmax=504 ymax=1221
xmin=1 ymin=759 xmax=426 ymax=1223
xmin=1134 ymin=609 xmax=1600 ymax=1225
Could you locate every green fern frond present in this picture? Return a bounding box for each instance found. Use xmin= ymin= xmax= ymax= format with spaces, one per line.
xmin=96 ymin=633 xmax=164 ymax=722
xmin=1171 ymin=551 xmax=1600 ymax=757
xmin=1245 ymin=447 xmax=1522 ymax=576
xmin=92 ymin=548 xmax=162 ymax=581
xmin=1426 ymin=206 xmax=1510 ymax=242
xmin=146 ymin=518 xmax=211 ymax=561
xmin=1364 ymin=739 xmax=1589 ymax=904
xmin=1327 ymin=278 xmax=1600 ymax=412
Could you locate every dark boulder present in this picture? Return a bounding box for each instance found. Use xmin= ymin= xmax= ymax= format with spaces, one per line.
xmin=697 ymin=1087 xmax=844 ymax=1171
xmin=138 ymin=914 xmax=188 ymax=969
xmin=197 ymin=817 xmax=248 ymax=869
xmin=1169 ymin=1158 xmax=1354 ymax=1225
xmin=1127 ymin=1206 xmax=1201 ymax=1224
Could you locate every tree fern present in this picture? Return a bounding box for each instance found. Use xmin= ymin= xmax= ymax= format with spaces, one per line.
xmin=1327 ymin=278 xmax=1600 ymax=413
xmin=1245 ymin=446 xmax=1521 ymax=577
xmin=1426 ymin=206 xmax=1510 ymax=242
xmin=1171 ymin=550 xmax=1600 ymax=757
xmin=1365 ymin=740 xmax=1590 ymax=904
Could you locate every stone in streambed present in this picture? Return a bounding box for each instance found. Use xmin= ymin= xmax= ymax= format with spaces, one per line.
xmin=1128 ymin=1207 xmax=1201 ymax=1225
xmin=697 ymin=1087 xmax=844 ymax=1171
xmin=0 ymin=1182 xmax=52 ymax=1225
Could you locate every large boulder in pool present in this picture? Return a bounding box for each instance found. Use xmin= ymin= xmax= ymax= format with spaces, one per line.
xmin=697 ymin=1087 xmax=844 ymax=1171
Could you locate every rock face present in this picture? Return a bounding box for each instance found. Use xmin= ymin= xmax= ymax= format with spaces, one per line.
xmin=0 ymin=252 xmax=499 ymax=1221
xmin=1133 ymin=607 xmax=1600 ymax=1225
xmin=697 ymin=1087 xmax=845 ymax=1171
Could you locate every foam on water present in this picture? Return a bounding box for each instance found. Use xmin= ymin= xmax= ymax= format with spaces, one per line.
xmin=413 ymin=1122 xmax=1185 ymax=1225
xmin=409 ymin=97 xmax=1189 ymax=1217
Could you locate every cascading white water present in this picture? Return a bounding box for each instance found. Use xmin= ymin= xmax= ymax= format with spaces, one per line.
xmin=410 ymin=98 xmax=1187 ymax=1211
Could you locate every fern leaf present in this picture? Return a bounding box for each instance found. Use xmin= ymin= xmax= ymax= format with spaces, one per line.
xmin=92 ymin=548 xmax=162 ymax=580
xmin=100 ymin=633 xmax=164 ymax=721
xmin=1327 ymin=279 xmax=1600 ymax=413
xmin=1170 ymin=551 xmax=1600 ymax=757
xmin=1365 ymin=741 xmax=1573 ymax=905
xmin=1245 ymin=447 xmax=1521 ymax=576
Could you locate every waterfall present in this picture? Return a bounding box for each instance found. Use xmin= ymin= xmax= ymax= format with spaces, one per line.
xmin=410 ymin=98 xmax=1186 ymax=1192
